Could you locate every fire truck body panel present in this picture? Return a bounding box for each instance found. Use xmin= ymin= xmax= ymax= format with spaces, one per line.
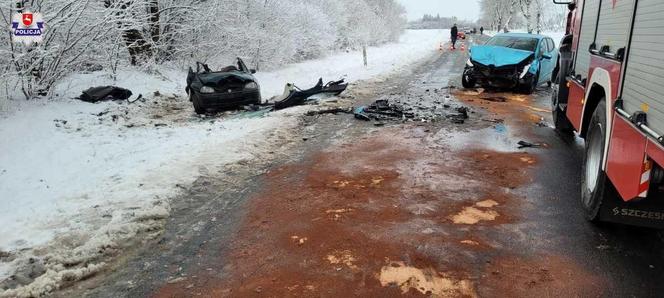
xmin=595 ymin=0 xmax=634 ymax=55
xmin=621 ymin=0 xmax=664 ymax=137
xmin=606 ymin=115 xmax=649 ymax=200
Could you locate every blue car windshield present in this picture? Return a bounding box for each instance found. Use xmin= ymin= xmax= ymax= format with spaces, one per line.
xmin=485 ymin=36 xmax=538 ymax=52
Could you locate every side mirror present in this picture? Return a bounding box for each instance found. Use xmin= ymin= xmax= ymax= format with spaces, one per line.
xmin=543 ymin=54 xmax=552 ymax=60
xmin=250 ymin=69 xmax=257 ymax=74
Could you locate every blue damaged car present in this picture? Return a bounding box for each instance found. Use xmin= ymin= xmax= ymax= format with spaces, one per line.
xmin=462 ymin=33 xmax=558 ymax=94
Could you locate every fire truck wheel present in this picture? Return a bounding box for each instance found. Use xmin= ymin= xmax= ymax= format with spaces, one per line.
xmin=581 ymin=99 xmax=615 ymax=221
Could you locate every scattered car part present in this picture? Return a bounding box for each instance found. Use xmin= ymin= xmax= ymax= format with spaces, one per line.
xmin=186 ymin=58 xmax=261 ymax=114
xmin=305 ymin=107 xmax=352 ymax=116
xmin=517 ymin=140 xmax=544 ymax=149
xmin=353 ymin=99 xmax=417 ymax=123
xmin=353 ymin=107 xmax=371 ymax=121
xmin=78 ymin=86 xmax=133 ymax=103
xmin=446 ymin=107 xmax=469 ymax=124
xmin=272 ymin=78 xmax=348 ymax=110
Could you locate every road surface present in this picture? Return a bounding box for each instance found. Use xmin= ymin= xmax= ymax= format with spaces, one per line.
xmin=61 ymin=35 xmax=664 ymax=297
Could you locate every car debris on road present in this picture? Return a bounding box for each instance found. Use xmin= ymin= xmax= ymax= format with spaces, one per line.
xmin=353 ymin=98 xmax=472 ymax=126
xmin=272 ymin=78 xmax=348 ymax=110
xmin=77 ymin=86 xmax=134 ymax=103
xmin=353 ymin=99 xmax=414 ymax=122
xmin=517 ymin=140 xmax=544 ymax=149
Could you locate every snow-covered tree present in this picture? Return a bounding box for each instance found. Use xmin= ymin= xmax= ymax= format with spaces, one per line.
xmin=0 ymin=0 xmax=406 ymax=99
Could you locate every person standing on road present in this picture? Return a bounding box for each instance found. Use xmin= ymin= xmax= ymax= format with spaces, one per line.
xmin=480 ymin=26 xmax=484 ymax=35
xmin=451 ymin=24 xmax=458 ymax=49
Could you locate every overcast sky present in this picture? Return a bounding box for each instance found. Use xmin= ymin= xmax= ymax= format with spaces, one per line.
xmin=396 ymin=0 xmax=480 ymax=21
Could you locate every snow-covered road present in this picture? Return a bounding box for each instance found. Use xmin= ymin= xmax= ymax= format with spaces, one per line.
xmin=0 ymin=29 xmax=446 ymax=296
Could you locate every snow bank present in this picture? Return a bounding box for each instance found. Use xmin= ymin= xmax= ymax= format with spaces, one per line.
xmin=256 ymin=29 xmax=448 ymax=99
xmin=0 ymin=29 xmax=444 ymax=296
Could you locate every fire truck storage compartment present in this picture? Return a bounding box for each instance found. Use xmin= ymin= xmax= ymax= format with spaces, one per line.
xmin=574 ymin=0 xmax=635 ymax=80
xmin=621 ymin=0 xmax=664 ymax=136
xmin=574 ymin=0 xmax=599 ymax=80
xmin=594 ymin=0 xmax=635 ymax=57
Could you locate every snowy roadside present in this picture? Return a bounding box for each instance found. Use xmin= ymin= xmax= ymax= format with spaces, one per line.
xmin=0 ymin=29 xmax=445 ymax=296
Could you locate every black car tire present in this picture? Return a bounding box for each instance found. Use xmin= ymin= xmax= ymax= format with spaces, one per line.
xmin=522 ymin=70 xmax=539 ymax=94
xmin=191 ymin=92 xmax=206 ymax=115
xmin=581 ymin=99 xmax=616 ymax=221
xmin=462 ymin=69 xmax=476 ymax=88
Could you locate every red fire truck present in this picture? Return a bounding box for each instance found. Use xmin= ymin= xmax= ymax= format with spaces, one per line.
xmin=552 ymin=0 xmax=664 ymax=227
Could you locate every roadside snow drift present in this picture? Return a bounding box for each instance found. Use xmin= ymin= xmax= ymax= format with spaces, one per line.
xmin=0 ymin=29 xmax=445 ymax=296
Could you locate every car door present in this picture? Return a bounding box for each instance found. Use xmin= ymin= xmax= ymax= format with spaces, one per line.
xmin=548 ymin=38 xmax=559 ymax=69
xmin=538 ymin=39 xmax=554 ymax=83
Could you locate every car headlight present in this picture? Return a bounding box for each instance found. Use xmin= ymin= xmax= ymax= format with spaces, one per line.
xmin=520 ymin=63 xmax=532 ymax=79
xmin=466 ymin=59 xmax=474 ymax=67
xmin=200 ymin=86 xmax=215 ymax=94
xmin=244 ymin=82 xmax=259 ymax=90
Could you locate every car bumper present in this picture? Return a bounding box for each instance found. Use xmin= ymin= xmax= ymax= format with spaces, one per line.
xmin=465 ymin=66 xmax=534 ymax=88
xmin=196 ymin=90 xmax=261 ymax=108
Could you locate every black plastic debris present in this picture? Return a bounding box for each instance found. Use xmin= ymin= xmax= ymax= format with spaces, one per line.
xmin=305 ymin=107 xmax=352 ymax=116
xmin=273 ymin=78 xmax=348 ymax=110
xmin=353 ymin=99 xmax=415 ymax=122
xmin=456 ymin=107 xmax=469 ymax=119
xmin=78 ymin=86 xmax=133 ymax=103
xmin=517 ymin=140 xmax=543 ymax=149
xmin=446 ymin=106 xmax=469 ymax=124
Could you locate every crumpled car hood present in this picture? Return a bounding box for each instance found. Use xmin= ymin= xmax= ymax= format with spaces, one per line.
xmin=197 ymin=71 xmax=255 ymax=86
xmin=470 ymin=45 xmax=534 ymax=67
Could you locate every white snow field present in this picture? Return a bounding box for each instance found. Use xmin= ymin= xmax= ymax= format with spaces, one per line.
xmin=0 ymin=29 xmax=445 ymax=296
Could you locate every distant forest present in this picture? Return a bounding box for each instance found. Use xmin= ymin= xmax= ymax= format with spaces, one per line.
xmin=407 ymin=14 xmax=477 ymax=30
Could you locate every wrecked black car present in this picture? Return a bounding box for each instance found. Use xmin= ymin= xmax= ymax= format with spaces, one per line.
xmin=186 ymin=58 xmax=261 ymax=114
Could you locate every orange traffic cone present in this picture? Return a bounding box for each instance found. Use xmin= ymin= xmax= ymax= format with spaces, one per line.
xmin=461 ymin=44 xmax=466 ymax=51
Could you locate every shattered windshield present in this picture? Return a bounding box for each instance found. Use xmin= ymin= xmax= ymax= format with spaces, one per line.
xmin=485 ymin=36 xmax=539 ymax=52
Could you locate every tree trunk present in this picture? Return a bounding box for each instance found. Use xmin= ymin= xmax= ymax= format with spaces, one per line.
xmin=149 ymin=0 xmax=160 ymax=44
xmin=105 ymin=0 xmax=154 ymax=65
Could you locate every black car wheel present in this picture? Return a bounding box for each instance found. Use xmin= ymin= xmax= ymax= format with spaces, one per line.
xmin=461 ymin=69 xmax=476 ymax=88
xmin=190 ymin=92 xmax=206 ymax=115
xmin=581 ymin=99 xmax=617 ymax=221
xmin=522 ymin=70 xmax=539 ymax=94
